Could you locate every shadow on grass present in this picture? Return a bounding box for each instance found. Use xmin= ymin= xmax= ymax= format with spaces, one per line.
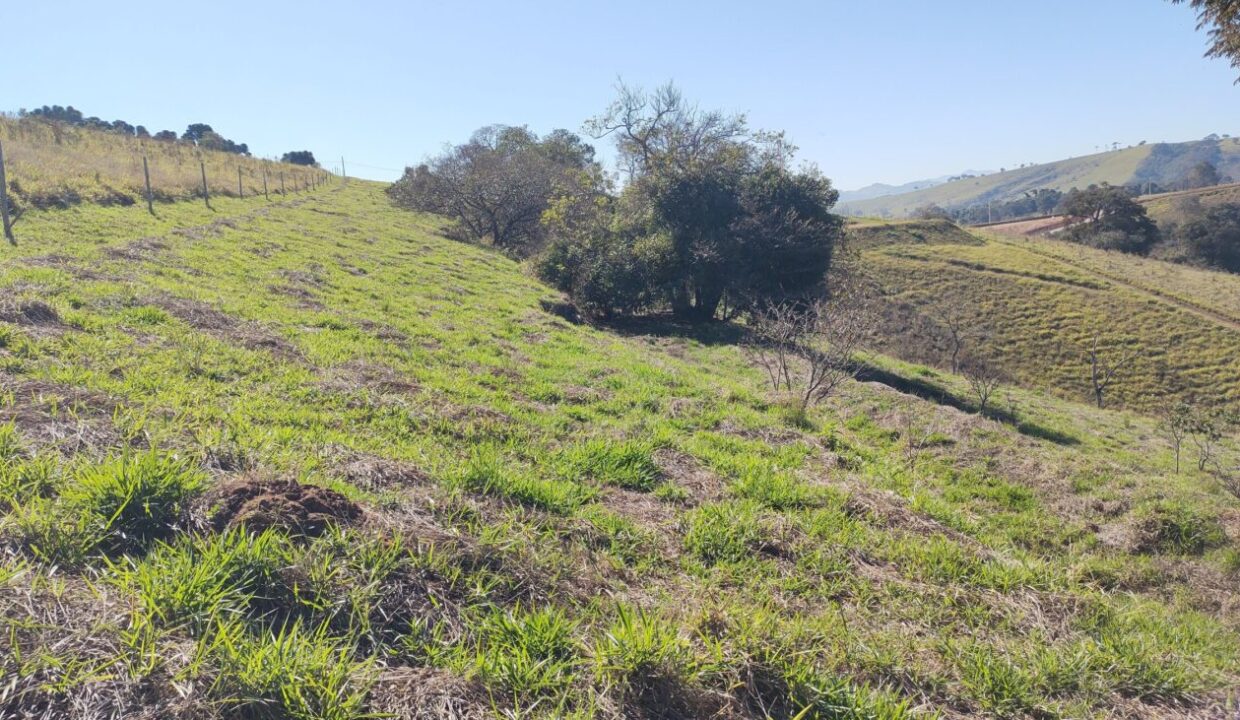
xmin=855 ymin=363 xmax=1079 ymax=446
xmin=596 ymin=313 xmax=750 ymax=347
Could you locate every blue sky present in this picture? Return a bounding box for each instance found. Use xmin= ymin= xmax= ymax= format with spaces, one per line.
xmin=6 ymin=1 xmax=1239 ymax=189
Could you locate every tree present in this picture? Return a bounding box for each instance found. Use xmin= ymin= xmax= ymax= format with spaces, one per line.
xmin=1061 ymin=184 xmax=1159 ymax=254
xmin=913 ymin=203 xmax=953 ymax=221
xmin=1173 ymin=202 xmax=1240 ymax=271
xmin=1173 ymin=0 xmax=1240 ymax=81
xmin=282 ymin=151 xmax=318 ymax=166
xmin=153 ymin=130 xmax=178 ymax=142
xmin=1084 ymin=333 xmax=1138 ymax=409
xmin=573 ymin=82 xmax=844 ymax=322
xmin=388 ymin=125 xmax=601 ymax=255
xmin=1159 ymin=400 xmax=1194 ymax=474
xmin=935 ymin=307 xmax=986 ymax=374
xmin=744 ymin=281 xmax=874 ymax=421
xmin=1184 ymin=161 xmax=1222 ymax=189
xmin=182 ymin=123 xmax=214 ymax=143
xmin=1188 ymin=405 xmax=1233 ymax=472
xmin=961 ymin=357 xmax=1006 ymax=415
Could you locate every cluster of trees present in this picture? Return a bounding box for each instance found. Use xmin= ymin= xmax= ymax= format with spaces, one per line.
xmin=541 ymin=85 xmax=844 ymax=323
xmin=281 ymin=151 xmax=319 ymax=166
xmin=1159 ymin=198 xmax=1240 ymax=272
xmin=390 ymin=84 xmax=847 ymax=326
xmin=1059 ymin=184 xmax=1161 ymax=254
xmin=17 ymin=105 xmax=322 ymax=163
xmin=387 ymin=125 xmax=599 ymax=255
xmin=20 ymin=105 xmax=253 ymax=155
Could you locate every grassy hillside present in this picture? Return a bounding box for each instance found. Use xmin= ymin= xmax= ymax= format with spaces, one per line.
xmin=0 ymin=175 xmax=1238 ymax=719
xmin=841 ymin=136 xmax=1240 ymax=218
xmin=0 ymin=115 xmax=328 ymax=210
xmin=1141 ymin=181 xmax=1240 ymax=225
xmin=864 ymin=222 xmax=1240 ymax=412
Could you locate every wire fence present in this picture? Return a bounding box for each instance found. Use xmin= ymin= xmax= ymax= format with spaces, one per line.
xmin=0 ymin=116 xmax=339 ymax=244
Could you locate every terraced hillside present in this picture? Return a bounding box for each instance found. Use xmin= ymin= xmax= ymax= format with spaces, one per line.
xmin=863 ymin=221 xmax=1240 ymax=412
xmin=841 ymin=136 xmax=1240 ymax=218
xmin=1 ymin=180 xmax=1239 ymax=720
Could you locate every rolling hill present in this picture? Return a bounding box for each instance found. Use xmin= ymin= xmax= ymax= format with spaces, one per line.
xmin=0 ymin=126 xmax=1238 ymax=720
xmin=840 ymin=135 xmax=1240 ymax=218
xmin=855 ymin=219 xmax=1240 ymax=412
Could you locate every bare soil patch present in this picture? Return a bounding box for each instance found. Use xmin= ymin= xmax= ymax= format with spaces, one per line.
xmin=195 ymin=476 xmax=362 ymax=536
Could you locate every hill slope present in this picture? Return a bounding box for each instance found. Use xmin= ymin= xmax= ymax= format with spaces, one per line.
xmin=861 ymin=220 xmax=1240 ymax=411
xmin=841 ymin=136 xmax=1240 ymax=218
xmin=0 ymin=181 xmax=1237 ymax=719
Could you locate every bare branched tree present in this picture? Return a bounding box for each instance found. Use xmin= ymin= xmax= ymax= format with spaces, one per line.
xmin=961 ymin=357 xmax=1006 ymax=415
xmin=745 ymin=284 xmax=874 ymax=420
xmin=1084 ymin=333 xmax=1138 ymax=409
xmin=584 ymin=81 xmax=750 ymax=179
xmin=1189 ymin=405 xmax=1232 ymax=473
xmin=1159 ymin=400 xmax=1194 ymax=474
xmin=935 ymin=307 xmax=987 ymax=374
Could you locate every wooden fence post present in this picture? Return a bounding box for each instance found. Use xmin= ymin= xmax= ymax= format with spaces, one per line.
xmin=0 ymin=139 xmax=14 ymax=245
xmin=262 ymin=166 xmax=269 ymax=201
xmin=280 ymin=172 xmax=285 ymax=196
xmin=237 ymin=166 xmax=243 ymax=198
xmin=200 ymin=160 xmax=212 ymax=209
xmin=142 ymin=154 xmax=154 ymax=215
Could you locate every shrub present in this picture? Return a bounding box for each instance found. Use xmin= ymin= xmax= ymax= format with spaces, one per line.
xmin=470 ymin=605 xmax=582 ymax=700
xmin=60 ymin=451 xmax=205 ymax=551
xmin=1129 ymin=501 xmax=1226 ymax=555
xmin=202 ymin=618 xmax=375 ymax=720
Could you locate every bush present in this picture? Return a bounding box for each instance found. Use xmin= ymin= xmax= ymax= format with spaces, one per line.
xmin=60 ymin=451 xmax=204 ymax=551
xmin=1129 ymin=501 xmax=1226 ymax=555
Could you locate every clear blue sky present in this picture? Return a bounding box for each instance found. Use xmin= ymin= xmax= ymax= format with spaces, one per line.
xmin=7 ymin=1 xmax=1239 ymax=189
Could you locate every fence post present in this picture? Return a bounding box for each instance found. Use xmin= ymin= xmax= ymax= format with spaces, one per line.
xmin=262 ymin=166 xmax=269 ymax=201
xmin=280 ymin=171 xmax=285 ymax=196
xmin=237 ymin=166 xmax=243 ymax=198
xmin=0 ymin=139 xmax=14 ymax=245
xmin=200 ymin=160 xmax=212 ymax=209
xmin=142 ymin=154 xmax=154 ymax=215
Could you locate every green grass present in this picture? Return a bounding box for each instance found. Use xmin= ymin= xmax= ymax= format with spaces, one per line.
xmin=0 ymin=173 xmax=1236 ymax=718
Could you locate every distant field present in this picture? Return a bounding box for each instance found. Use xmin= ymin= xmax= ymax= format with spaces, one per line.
xmin=0 ymin=115 xmax=328 ymax=209
xmin=975 ymin=215 xmax=1075 ymax=237
xmin=845 ymin=218 xmax=981 ymax=249
xmin=1140 ymin=181 xmax=1240 ymax=224
xmin=864 ymin=223 xmax=1240 ymax=411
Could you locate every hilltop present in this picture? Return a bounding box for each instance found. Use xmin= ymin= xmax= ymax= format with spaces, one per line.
xmin=0 ymin=121 xmax=1238 ymax=719
xmin=840 ymin=135 xmax=1240 ymax=218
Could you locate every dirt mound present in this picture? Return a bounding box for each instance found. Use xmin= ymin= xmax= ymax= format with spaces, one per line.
xmin=201 ymin=476 xmax=361 ymax=536
xmin=0 ymin=300 xmax=61 ymax=327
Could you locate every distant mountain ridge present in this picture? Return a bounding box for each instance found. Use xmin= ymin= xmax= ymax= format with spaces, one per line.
xmin=839 ymin=135 xmax=1240 ymax=218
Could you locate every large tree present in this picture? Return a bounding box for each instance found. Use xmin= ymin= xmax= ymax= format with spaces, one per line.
xmin=1061 ymin=184 xmax=1160 ymax=254
xmin=540 ymin=83 xmax=843 ymax=323
xmin=387 ymin=125 xmax=600 ymax=255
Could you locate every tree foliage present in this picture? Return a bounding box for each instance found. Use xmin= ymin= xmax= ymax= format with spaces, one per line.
xmin=1173 ymin=0 xmax=1240 ymax=81
xmin=387 ymin=125 xmax=601 ymax=255
xmin=1172 ymin=202 xmax=1240 ymax=271
xmin=539 ymin=83 xmax=844 ymax=323
xmin=1061 ymin=184 xmax=1159 ymax=254
xmin=281 ymin=151 xmax=319 ymax=166
xmin=17 ymin=106 xmax=256 ymax=156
